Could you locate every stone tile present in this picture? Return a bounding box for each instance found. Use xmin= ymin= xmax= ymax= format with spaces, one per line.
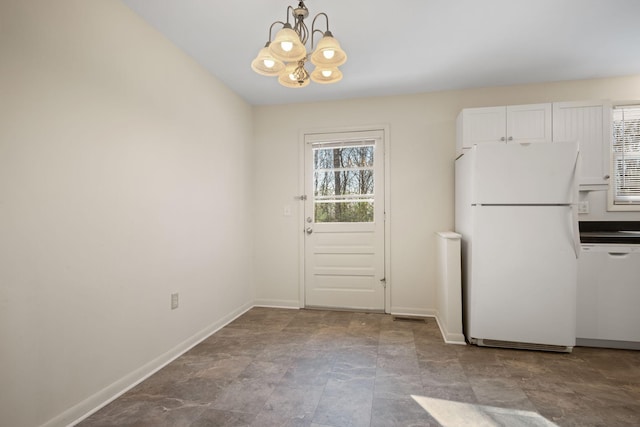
xmin=470 ymin=377 xmax=537 ymax=411
xmin=259 ymin=384 xmax=324 ymax=419
xmin=376 ymin=354 xmax=420 ymax=377
xmin=374 ymin=374 xmax=425 ymax=400
xmin=568 ymin=381 xmax=640 ymax=408
xmin=415 ymin=342 xmax=461 ymax=363
xmin=79 ymin=396 xmax=207 ymax=427
xmin=210 ymin=378 xmax=277 ymax=414
xmin=251 ymin=412 xmax=315 ymax=427
xmin=254 ymin=342 xmax=303 ymax=363
xmin=595 ymin=404 xmax=640 ymax=426
xmin=196 ymin=356 xmax=254 ymax=382
xmin=130 ymin=376 xmax=231 ymax=405
xmin=370 ymin=396 xmax=438 ymax=427
xmin=378 ymin=343 xmax=417 ymax=358
xmin=279 ymin=355 xmax=334 ymax=387
xmin=193 ymin=338 xmax=265 ymax=358
xmin=332 ymin=345 xmax=378 ymax=369
xmin=379 ymin=329 xmax=415 ymax=345
xmin=331 ymin=364 xmax=377 ymax=382
xmin=190 ymin=408 xmax=256 ymax=427
xmin=312 ymin=376 xmax=374 ymax=427
xmin=237 ymin=360 xmax=290 ymax=383
xmin=420 ymin=359 xmax=470 ymax=387
xmin=421 ymin=384 xmax=478 ymax=404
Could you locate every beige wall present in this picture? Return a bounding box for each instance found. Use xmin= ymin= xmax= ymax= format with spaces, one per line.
xmin=253 ymin=75 xmax=640 ymax=316
xmin=0 ymin=1 xmax=254 ymax=426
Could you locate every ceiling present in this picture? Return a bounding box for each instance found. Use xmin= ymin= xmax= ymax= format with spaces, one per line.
xmin=122 ymin=0 xmax=640 ymax=106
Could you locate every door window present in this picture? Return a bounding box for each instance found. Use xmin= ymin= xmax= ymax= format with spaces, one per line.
xmin=313 ymin=141 xmax=375 ymax=223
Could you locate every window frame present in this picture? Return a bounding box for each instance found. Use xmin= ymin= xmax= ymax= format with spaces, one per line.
xmin=608 ymin=102 xmax=640 ymax=211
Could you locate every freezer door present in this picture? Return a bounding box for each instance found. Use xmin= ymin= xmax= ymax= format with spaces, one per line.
xmin=472 ymin=142 xmax=579 ymax=205
xmin=469 ymin=205 xmax=577 ymax=347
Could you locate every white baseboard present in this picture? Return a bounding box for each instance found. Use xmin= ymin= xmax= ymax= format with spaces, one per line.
xmin=62 ymin=301 xmax=253 ymax=427
xmin=434 ymin=314 xmax=467 ymax=345
xmin=390 ymin=307 xmax=466 ymax=346
xmin=390 ymin=307 xmax=437 ymax=318
xmin=253 ymin=299 xmax=301 ymax=309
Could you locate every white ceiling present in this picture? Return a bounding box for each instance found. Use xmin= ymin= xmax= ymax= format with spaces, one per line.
xmin=122 ymin=0 xmax=640 ymax=106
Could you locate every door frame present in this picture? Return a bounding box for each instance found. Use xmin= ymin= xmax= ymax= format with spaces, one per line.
xmin=297 ymin=124 xmax=391 ymax=313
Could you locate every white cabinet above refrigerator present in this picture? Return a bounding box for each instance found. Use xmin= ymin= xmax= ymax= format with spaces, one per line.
xmin=456 ymin=103 xmax=552 ymax=155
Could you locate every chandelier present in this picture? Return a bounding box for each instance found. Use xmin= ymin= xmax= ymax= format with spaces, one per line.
xmin=251 ymin=1 xmax=347 ymax=88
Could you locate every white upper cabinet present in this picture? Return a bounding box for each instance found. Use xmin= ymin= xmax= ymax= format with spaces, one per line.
xmin=457 ymin=103 xmax=552 ymax=154
xmin=552 ymin=101 xmax=611 ymax=186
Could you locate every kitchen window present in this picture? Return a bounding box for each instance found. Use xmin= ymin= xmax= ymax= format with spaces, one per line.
xmin=609 ymin=104 xmax=640 ymax=210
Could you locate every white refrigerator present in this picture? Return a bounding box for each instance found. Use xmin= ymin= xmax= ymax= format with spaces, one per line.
xmin=455 ymin=142 xmax=580 ymax=352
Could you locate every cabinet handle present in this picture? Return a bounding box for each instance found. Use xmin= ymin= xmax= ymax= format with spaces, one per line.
xmin=604 ymin=175 xmax=610 ymax=180
xmin=508 ymin=136 xmax=513 ymax=141
xmin=500 ymin=137 xmax=506 ymax=142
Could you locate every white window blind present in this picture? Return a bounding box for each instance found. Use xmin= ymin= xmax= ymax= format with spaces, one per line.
xmin=612 ymin=105 xmax=640 ymax=205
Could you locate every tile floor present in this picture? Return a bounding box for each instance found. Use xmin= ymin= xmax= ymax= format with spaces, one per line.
xmin=78 ymin=307 xmax=640 ymax=427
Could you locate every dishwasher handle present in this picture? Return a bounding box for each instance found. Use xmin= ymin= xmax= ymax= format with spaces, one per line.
xmin=608 ymin=252 xmax=631 ymax=257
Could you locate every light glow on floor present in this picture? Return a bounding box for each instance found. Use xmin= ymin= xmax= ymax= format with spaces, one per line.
xmin=411 ymin=395 xmax=559 ymax=427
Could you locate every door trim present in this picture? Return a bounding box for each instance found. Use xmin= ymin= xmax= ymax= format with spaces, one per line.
xmin=297 ymin=124 xmax=391 ymax=313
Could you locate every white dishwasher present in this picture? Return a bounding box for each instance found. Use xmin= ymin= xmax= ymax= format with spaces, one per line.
xmin=577 ymin=224 xmax=640 ymax=350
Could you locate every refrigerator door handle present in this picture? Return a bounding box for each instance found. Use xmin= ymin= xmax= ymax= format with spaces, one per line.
xmin=570 ymin=149 xmax=581 ymax=259
xmin=570 ymin=204 xmax=581 ymax=259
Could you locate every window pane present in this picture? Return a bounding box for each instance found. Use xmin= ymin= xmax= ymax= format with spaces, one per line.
xmin=313 ymin=143 xmax=375 ymax=223
xmin=612 ymin=106 xmax=640 ymax=205
xmin=315 ymin=201 xmax=374 ymax=223
xmin=314 ymin=170 xmax=374 ymax=198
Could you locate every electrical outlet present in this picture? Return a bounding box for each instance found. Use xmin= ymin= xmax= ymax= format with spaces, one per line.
xmin=171 ymin=293 xmax=179 ymax=310
xmin=578 ymin=201 xmax=589 ymax=214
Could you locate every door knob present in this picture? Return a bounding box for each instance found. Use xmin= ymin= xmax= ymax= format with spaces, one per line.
xmin=306 ymin=227 xmax=313 ymax=235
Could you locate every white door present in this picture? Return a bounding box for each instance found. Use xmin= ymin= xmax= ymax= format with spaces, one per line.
xmin=303 ymin=130 xmax=385 ymax=311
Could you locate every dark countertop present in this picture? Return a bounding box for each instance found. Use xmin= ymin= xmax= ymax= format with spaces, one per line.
xmin=579 ymin=221 xmax=640 ymax=244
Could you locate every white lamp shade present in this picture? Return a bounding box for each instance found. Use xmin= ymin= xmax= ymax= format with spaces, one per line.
xmin=310 ymin=66 xmax=343 ymax=84
xmin=269 ymin=27 xmax=307 ymax=62
xmin=278 ymin=62 xmax=310 ymax=88
xmin=310 ymin=35 xmax=347 ymax=67
xmin=251 ymin=46 xmax=285 ymax=76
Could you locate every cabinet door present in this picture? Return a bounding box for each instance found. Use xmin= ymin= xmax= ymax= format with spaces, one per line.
xmin=553 ymin=101 xmax=611 ymax=186
xmin=460 ymin=106 xmax=507 ymax=149
xmin=506 ymin=103 xmax=552 ymax=143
